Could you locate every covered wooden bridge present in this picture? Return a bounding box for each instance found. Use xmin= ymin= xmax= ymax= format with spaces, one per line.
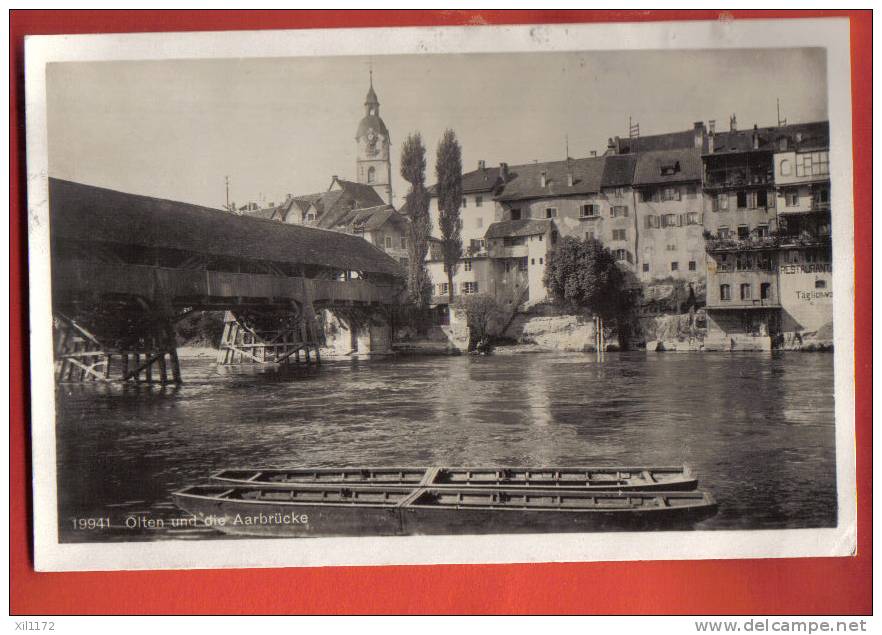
xmin=49 ymin=178 xmax=405 ymax=384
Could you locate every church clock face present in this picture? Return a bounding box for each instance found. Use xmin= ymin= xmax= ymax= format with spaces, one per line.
xmin=365 ymin=128 xmax=380 ymax=157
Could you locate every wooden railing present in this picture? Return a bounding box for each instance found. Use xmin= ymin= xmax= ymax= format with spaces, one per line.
xmin=52 ymin=261 xmax=402 ymax=306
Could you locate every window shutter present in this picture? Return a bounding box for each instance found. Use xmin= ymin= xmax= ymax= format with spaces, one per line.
xmin=675 ymin=188 xmax=682 ymax=201
xmin=645 ymin=215 xmax=651 ymax=229
xmin=678 ymin=214 xmax=684 ymax=227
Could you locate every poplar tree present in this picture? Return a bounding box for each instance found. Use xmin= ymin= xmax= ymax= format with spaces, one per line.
xmin=435 ymin=129 xmax=463 ymax=306
xmin=399 ymin=132 xmax=432 ymax=307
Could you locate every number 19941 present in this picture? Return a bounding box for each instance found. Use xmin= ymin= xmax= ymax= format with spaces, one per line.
xmin=70 ymin=517 xmax=110 ymax=530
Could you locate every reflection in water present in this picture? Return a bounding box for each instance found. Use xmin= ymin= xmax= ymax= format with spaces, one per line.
xmin=55 ymin=351 xmax=836 ymax=541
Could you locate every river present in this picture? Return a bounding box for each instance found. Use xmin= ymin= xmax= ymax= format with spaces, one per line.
xmin=55 ymin=351 xmax=837 ymax=541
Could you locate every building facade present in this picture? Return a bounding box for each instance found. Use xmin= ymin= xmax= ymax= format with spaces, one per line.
xmin=702 ymin=120 xmax=832 ymax=349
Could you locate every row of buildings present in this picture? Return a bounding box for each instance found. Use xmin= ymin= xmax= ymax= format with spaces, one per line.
xmin=244 ymin=79 xmax=833 ymax=350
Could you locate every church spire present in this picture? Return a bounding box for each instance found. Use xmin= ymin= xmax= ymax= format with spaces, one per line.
xmin=365 ymin=71 xmax=379 ymax=111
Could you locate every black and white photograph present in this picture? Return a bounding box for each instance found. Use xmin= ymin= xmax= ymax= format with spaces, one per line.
xmin=25 ymin=18 xmax=856 ymax=571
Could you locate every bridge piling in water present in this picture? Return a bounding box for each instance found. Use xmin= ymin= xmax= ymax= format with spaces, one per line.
xmin=216 ymin=310 xmax=322 ymax=369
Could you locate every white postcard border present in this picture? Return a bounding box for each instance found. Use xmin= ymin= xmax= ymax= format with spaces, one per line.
xmin=25 ymin=17 xmax=857 ymax=571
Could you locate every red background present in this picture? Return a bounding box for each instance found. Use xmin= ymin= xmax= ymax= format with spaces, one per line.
xmin=9 ymin=10 xmax=872 ymax=615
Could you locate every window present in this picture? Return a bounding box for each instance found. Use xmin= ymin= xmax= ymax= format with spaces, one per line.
xmin=367 ymin=166 xmax=376 ymax=184
xmin=462 ymin=197 xmax=467 ymax=208
xmin=686 ymin=186 xmax=697 ymax=197
xmin=740 ymin=283 xmax=752 ymax=301
xmin=786 ymin=190 xmax=799 ymax=206
xmin=718 ymin=255 xmax=730 ymax=272
xmin=815 ymin=279 xmax=827 ymax=289
xmin=757 ymin=190 xmax=768 ymax=208
xmin=661 ymin=214 xmax=677 ymax=228
xmin=475 ymin=196 xmax=483 ymax=207
xmin=398 ymin=257 xmax=409 ymax=269
xmin=756 ymin=224 xmax=769 ymax=238
xmin=614 ymin=187 xmax=624 ymax=198
xmin=615 ymin=249 xmax=629 ymax=262
xmin=718 ymin=226 xmax=730 ymax=238
xmin=761 ymin=283 xmax=772 ymax=299
xmin=643 ymin=263 xmax=650 ymax=272
xmin=518 ymin=257 xmax=528 ymax=272
xmin=662 ymin=187 xmax=681 ymax=202
xmin=510 ymin=208 xmax=521 ymax=220
xmin=585 ymin=231 xmax=595 ymax=242
xmin=539 ymin=258 xmax=544 ymax=265
xmin=814 ymin=187 xmax=830 ymax=205
xmin=641 ymin=189 xmax=654 ymax=202
xmin=736 ymin=191 xmax=748 ymax=209
xmin=463 ymin=260 xmax=473 ymax=272
xmin=666 ymin=243 xmax=677 ymax=252
xmin=612 ymin=229 xmax=627 ymax=241
xmin=580 ymin=204 xmax=600 ymax=218
xmin=611 ymin=205 xmax=629 ymax=218
xmin=645 ymin=214 xmax=660 ymax=229
xmin=686 ymin=212 xmax=700 ymax=225
xmin=737 ymin=225 xmax=750 ymax=239
xmin=545 ymin=207 xmax=557 ymax=219
xmin=503 ymin=236 xmax=527 ymax=247
xmin=795 ymin=151 xmax=830 ymax=177
xmin=384 ymin=236 xmax=392 ymax=248
xmin=438 ymin=282 xmax=449 ymax=296
xmin=401 ymin=236 xmax=407 ymax=249
xmin=660 ymin=162 xmax=680 ymax=176
xmin=671 ymin=261 xmax=679 ymax=271
xmin=688 ymin=261 xmax=697 ymax=271
xmin=735 ymin=254 xmax=751 ymax=271
xmin=461 ymin=281 xmax=479 ymax=294
xmin=305 ymin=212 xmax=316 ymax=222
xmin=714 ymin=193 xmax=729 ymax=211
xmin=720 ymin=284 xmax=731 ymax=301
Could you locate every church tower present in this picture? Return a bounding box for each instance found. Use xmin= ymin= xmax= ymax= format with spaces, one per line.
xmin=355 ymin=72 xmax=392 ymax=205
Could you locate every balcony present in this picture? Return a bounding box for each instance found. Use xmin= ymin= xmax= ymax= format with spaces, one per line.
xmin=704 ymin=235 xmax=779 ymax=253
xmin=703 ymin=171 xmax=774 ymax=191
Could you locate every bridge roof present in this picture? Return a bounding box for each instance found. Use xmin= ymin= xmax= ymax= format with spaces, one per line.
xmin=48 ymin=178 xmax=404 ymax=277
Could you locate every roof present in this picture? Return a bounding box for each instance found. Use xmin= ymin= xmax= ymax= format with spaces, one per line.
xmin=428 ymin=165 xmax=506 ymax=196
xmin=633 ymin=148 xmax=703 ymax=185
xmin=332 ymin=205 xmax=408 ymax=233
xmin=707 ymin=121 xmax=829 ymax=155
xmin=601 ymin=154 xmax=638 ymax=188
xmin=485 ymin=219 xmax=553 ymax=239
xmin=48 ymin=178 xmax=403 ymax=277
xmin=615 ymin=129 xmax=701 ymax=154
xmin=494 ymin=157 xmax=606 ymax=202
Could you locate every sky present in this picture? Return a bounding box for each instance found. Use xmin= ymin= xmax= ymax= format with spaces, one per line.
xmin=46 ymin=47 xmax=827 ymax=210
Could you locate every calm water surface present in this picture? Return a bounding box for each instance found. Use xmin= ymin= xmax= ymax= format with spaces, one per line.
xmin=56 ymin=351 xmax=836 ymax=541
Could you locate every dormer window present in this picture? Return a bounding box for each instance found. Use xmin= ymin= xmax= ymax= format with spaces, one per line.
xmin=659 ymin=161 xmax=681 ymax=176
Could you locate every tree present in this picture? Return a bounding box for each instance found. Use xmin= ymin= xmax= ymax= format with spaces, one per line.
xmin=435 ymin=129 xmax=463 ymax=306
xmin=399 ymin=132 xmax=432 ymax=307
xmin=454 ymin=293 xmax=502 ymax=352
xmin=543 ymin=236 xmax=636 ymax=344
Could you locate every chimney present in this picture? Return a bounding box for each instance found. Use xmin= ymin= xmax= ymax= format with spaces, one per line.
xmin=590 ymin=150 xmax=597 ymax=157
xmin=693 ymin=121 xmax=706 ymax=149
xmin=499 ymin=162 xmax=509 ymax=181
xmin=478 ymin=160 xmax=486 ymax=171
xmin=566 ymin=173 xmax=574 ymax=187
xmin=729 ymin=114 xmax=737 ymax=132
xmin=708 ymin=120 xmax=716 ymax=153
xmin=709 ymin=120 xmax=716 ymax=135
xmin=540 ymin=170 xmax=548 ymax=188
xmin=752 ymin=123 xmax=759 ymax=150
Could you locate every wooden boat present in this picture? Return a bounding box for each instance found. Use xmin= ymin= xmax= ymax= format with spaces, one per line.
xmin=172 ymin=483 xmax=717 ymax=537
xmin=210 ymin=465 xmax=698 ymax=491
